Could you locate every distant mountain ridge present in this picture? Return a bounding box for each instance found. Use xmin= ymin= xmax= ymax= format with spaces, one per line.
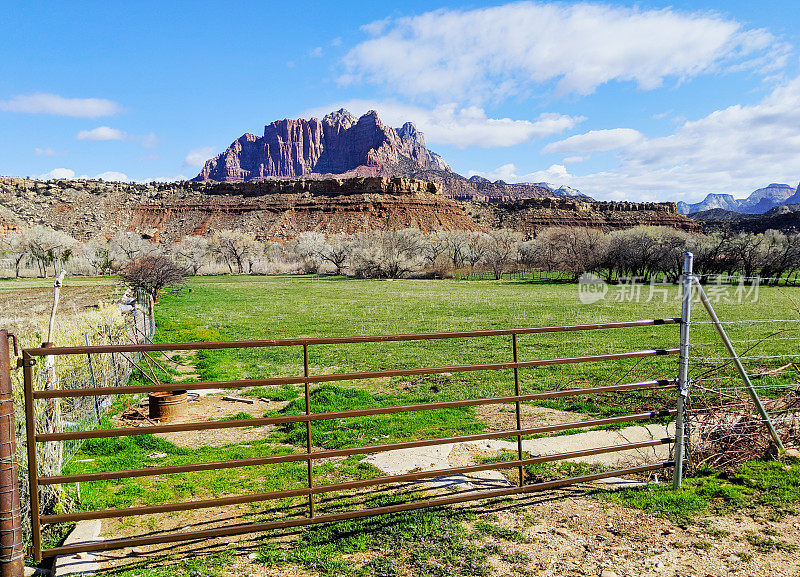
xmin=677 ymin=183 xmax=798 ymax=215
xmin=194 ymin=109 xmax=590 ymax=203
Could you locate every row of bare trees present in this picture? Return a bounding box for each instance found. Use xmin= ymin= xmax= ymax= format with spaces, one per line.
xmin=3 ymin=225 xmax=800 ymax=282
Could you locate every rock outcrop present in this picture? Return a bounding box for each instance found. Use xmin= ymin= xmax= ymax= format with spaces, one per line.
xmin=473 ymin=198 xmax=702 ymax=235
xmin=0 ymin=177 xmax=701 ymax=243
xmin=196 ymin=109 xmax=450 ymax=182
xmin=192 ymin=109 xmax=591 ymax=202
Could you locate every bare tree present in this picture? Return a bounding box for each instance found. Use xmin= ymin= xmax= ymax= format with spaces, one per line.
xmin=0 ymin=229 xmax=29 ymax=278
xmin=26 ymin=226 xmax=75 ymax=277
xmin=119 ymin=255 xmax=187 ymax=302
xmin=293 ymin=232 xmax=326 ymax=273
xmin=316 ymin=234 xmax=352 ymax=275
xmin=210 ymin=230 xmax=262 ymax=274
xmin=110 ymin=231 xmax=155 ymax=263
xmin=462 ymin=231 xmax=491 ymax=270
xmin=484 ymin=229 xmax=520 ymax=279
xmin=350 ymin=229 xmax=423 ymax=278
xmin=173 ymin=236 xmax=211 ymax=276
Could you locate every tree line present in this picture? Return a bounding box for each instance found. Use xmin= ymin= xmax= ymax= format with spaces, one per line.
xmin=2 ymin=225 xmax=800 ymax=284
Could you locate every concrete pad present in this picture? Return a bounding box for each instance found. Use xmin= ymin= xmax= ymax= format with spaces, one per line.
xmin=465 ymin=423 xmax=675 ymax=467
xmin=52 ymin=519 xmax=102 ymax=577
xmin=364 ymin=443 xmax=456 ymax=475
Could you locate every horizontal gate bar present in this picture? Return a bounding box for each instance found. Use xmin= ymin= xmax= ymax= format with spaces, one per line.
xmin=41 ymin=462 xmax=673 ymax=557
xmin=24 ymin=318 xmax=679 ymax=356
xmin=39 ymin=409 xmax=675 ymax=485
xmin=32 ymin=349 xmax=678 ymax=400
xmin=41 ymin=437 xmax=673 ymax=523
xmin=37 ymin=379 xmax=676 ymax=442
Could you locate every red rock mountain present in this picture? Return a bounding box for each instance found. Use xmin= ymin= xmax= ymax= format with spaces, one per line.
xmin=195 ymin=109 xmax=450 ymax=182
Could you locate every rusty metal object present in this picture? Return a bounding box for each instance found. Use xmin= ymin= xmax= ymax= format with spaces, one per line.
xmin=32 ymin=350 xmax=679 ymax=399
xmin=23 ymin=318 xmax=680 ymax=357
xmin=20 ymin=318 xmax=681 ymax=562
xmin=42 ymin=437 xmax=673 ymax=524
xmin=38 ymin=409 xmax=676 ymax=485
xmin=148 ymin=391 xmax=188 ymax=422
xmin=0 ymin=332 xmax=23 ymax=577
xmin=36 ymin=379 xmax=676 ymax=442
xmin=41 ymin=462 xmax=673 ymax=558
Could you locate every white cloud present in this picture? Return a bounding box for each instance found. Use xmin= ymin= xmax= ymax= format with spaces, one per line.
xmin=34 ymin=147 xmax=63 ymax=157
xmin=38 ymin=168 xmax=75 ymax=180
xmin=543 ymin=128 xmax=644 ymax=154
xmin=304 ymin=101 xmax=582 ymax=148
xmin=309 ymin=46 xmax=323 ymax=58
xmin=342 ymin=3 xmax=787 ymax=102
xmin=94 ymin=171 xmax=129 ymax=182
xmin=76 ymin=126 xmax=127 ymax=141
xmin=184 ymin=147 xmax=217 ymax=167
xmin=1 ymin=93 xmax=123 ymax=117
xmin=467 ymin=163 xmax=520 ymax=182
xmin=562 ymin=156 xmax=587 ymax=164
xmin=475 ymin=76 xmax=800 ymax=202
xmin=137 ymin=174 xmax=188 ymax=183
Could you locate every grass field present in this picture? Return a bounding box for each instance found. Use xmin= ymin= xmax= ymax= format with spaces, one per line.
xmin=28 ymin=274 xmax=800 ymax=575
xmin=153 ymin=275 xmax=800 ymax=421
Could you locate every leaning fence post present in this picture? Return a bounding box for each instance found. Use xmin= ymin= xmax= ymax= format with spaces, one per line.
xmin=673 ymin=252 xmax=693 ymax=489
xmin=0 ymin=331 xmax=24 ymax=577
xmin=693 ymin=279 xmax=785 ymax=451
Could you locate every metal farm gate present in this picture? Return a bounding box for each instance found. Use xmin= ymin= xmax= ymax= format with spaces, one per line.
xmin=17 ymin=316 xmax=685 ymax=562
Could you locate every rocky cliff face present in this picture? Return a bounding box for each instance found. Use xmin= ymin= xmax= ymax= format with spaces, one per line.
xmin=0 ymin=177 xmax=700 ymax=243
xmin=474 ymin=198 xmax=701 ymax=235
xmin=196 ymin=109 xmax=450 ymax=182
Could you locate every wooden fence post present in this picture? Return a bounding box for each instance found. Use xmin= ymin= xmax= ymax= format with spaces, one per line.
xmin=0 ymin=331 xmax=23 ymax=577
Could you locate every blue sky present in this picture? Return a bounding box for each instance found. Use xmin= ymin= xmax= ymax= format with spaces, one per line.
xmin=1 ymin=1 xmax=799 ymax=202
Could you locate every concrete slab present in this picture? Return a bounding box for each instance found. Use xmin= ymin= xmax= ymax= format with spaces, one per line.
xmin=364 ymin=443 xmax=456 ymax=475
xmin=465 ymin=423 xmax=675 ymax=467
xmin=52 ymin=519 xmax=102 ymax=577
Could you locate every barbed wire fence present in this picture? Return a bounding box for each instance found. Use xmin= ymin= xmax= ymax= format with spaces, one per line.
xmin=686 ymin=313 xmax=800 ymax=471
xmin=14 ymin=289 xmax=154 ymax=541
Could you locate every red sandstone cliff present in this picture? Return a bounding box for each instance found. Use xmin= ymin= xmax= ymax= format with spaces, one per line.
xmin=195 ymin=110 xmax=450 ymax=182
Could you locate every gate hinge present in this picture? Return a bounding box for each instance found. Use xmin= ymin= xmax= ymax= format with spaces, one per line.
xmin=679 ymin=379 xmax=691 ymax=398
xmin=17 ymin=358 xmax=35 ymax=368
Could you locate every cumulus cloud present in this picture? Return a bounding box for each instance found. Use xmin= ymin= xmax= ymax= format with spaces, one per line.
xmin=138 ymin=174 xmax=188 ymax=183
xmin=342 ymin=3 xmax=787 ymax=102
xmin=184 ymin=147 xmax=217 ymax=167
xmin=305 ymin=101 xmax=582 ymax=148
xmin=94 ymin=171 xmax=130 ymax=182
xmin=475 ymin=76 xmax=800 ymax=202
xmin=1 ymin=93 xmax=123 ymax=117
xmin=38 ymin=168 xmax=76 ymax=180
xmin=543 ymin=129 xmax=644 ymax=154
xmin=76 ymin=126 xmax=127 ymax=141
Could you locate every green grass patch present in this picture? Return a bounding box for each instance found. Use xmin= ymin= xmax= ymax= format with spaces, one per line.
xmin=606 ymin=458 xmax=800 ymax=523
xmin=256 ymin=494 xmax=491 ymax=576
xmin=273 ymin=385 xmax=484 ymax=449
xmin=243 ymin=384 xmax=300 ymax=401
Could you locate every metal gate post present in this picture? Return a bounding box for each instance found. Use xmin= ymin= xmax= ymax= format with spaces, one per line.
xmin=0 ymin=331 xmax=24 ymax=577
xmin=673 ymin=253 xmax=693 ymax=489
